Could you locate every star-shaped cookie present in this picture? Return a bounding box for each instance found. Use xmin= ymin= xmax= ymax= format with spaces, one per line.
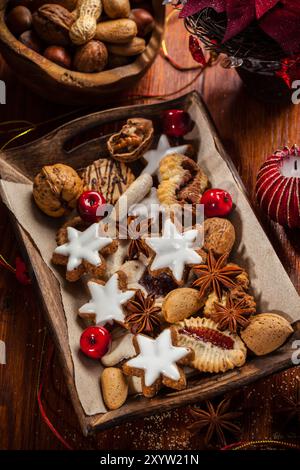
xmin=53 ymin=222 xmax=113 ymax=281
xmin=141 ymin=134 xmax=189 ymax=177
xmin=79 ymin=273 xmax=135 ymax=326
xmin=123 ymin=328 xmax=193 ymax=397
xmin=145 ymin=218 xmax=202 ymax=283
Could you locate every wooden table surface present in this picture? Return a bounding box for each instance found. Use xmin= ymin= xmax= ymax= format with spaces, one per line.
xmin=0 ymin=8 xmax=299 ymax=450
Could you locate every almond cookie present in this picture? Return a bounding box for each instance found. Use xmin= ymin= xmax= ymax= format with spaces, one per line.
xmin=123 ymin=328 xmax=193 ymax=398
xmin=203 ymin=218 xmax=235 ymax=256
xmin=241 ymin=313 xmax=293 ymax=356
xmin=157 ymin=154 xmax=209 ymax=206
xmin=81 ymin=158 xmax=135 ymax=205
xmin=100 ymin=367 xmax=128 ymax=410
xmin=52 ymin=220 xmax=116 ymax=282
xmin=172 ymin=317 xmax=247 ymax=373
xmin=163 ymin=288 xmax=204 ymax=323
xmin=101 ymin=332 xmax=136 ymax=367
xmin=108 ymin=118 xmax=154 ymax=162
xmin=78 ymin=272 xmax=135 ymax=326
xmin=33 ymin=163 xmax=83 ymax=217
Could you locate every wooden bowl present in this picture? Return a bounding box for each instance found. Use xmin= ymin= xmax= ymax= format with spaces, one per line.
xmin=0 ymin=0 xmax=165 ymax=105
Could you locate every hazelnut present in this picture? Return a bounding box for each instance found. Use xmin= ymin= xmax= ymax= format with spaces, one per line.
xmin=129 ymin=9 xmax=154 ymax=37
xmin=73 ymin=40 xmax=108 ymax=73
xmin=7 ymin=6 xmax=32 ymax=36
xmin=19 ymin=30 xmax=44 ymax=53
xmin=44 ymin=45 xmax=72 ymax=69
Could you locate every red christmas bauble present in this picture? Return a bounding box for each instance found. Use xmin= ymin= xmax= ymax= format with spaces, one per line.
xmin=77 ymin=191 xmax=106 ymax=224
xmin=256 ymin=145 xmax=300 ymax=228
xmin=162 ymin=109 xmax=192 ymax=138
xmin=200 ymin=189 xmax=233 ymax=218
xmin=80 ymin=326 xmax=111 ymax=360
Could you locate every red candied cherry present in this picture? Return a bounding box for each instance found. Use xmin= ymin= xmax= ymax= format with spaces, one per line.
xmin=162 ymin=109 xmax=192 ymax=138
xmin=201 ymin=189 xmax=233 ymax=218
xmin=80 ymin=326 xmax=111 ymax=360
xmin=77 ymin=191 xmax=106 ymax=223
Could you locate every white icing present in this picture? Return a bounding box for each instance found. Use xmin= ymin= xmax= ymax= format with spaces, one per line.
xmin=79 ymin=273 xmax=134 ymax=326
xmin=126 ymin=329 xmax=189 ymax=387
xmin=54 ymin=223 xmax=112 ymax=271
xmin=145 ymin=219 xmax=202 ymax=282
xmin=141 ymin=134 xmax=189 ymax=177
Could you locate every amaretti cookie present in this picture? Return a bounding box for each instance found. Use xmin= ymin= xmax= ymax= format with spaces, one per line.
xmin=203 ymin=218 xmax=236 ymax=256
xmin=172 ymin=317 xmax=247 ymax=373
xmin=123 ymin=328 xmax=194 ymax=397
xmin=81 ymin=157 xmax=135 ymax=205
xmin=33 ymin=163 xmax=83 ymax=217
xmin=241 ymin=313 xmax=293 ymax=356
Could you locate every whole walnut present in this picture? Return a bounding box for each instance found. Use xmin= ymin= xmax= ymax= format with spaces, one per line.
xmin=32 ymin=4 xmax=75 ymax=46
xmin=33 ymin=164 xmax=83 ymax=217
xmin=73 ymin=40 xmax=108 ymax=73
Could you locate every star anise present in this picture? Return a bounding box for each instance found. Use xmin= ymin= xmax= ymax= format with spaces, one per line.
xmin=274 ymin=377 xmax=300 ymax=427
xmin=211 ymin=294 xmax=255 ymax=333
xmin=188 ymin=398 xmax=242 ymax=448
xmin=192 ymin=250 xmax=243 ymax=301
xmin=127 ymin=219 xmax=151 ymax=260
xmin=125 ymin=290 xmax=161 ymax=335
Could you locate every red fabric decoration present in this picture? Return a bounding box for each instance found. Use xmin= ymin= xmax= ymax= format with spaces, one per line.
xmin=259 ymin=1 xmax=300 ymax=54
xmin=15 ymin=256 xmax=31 ymax=285
xmin=189 ymin=35 xmax=207 ymax=65
xmin=276 ymin=56 xmax=300 ymax=89
xmin=180 ymin=0 xmax=300 ymax=54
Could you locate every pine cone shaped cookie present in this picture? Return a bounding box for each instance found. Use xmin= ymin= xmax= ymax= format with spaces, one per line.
xmin=33 ymin=164 xmax=83 ymax=217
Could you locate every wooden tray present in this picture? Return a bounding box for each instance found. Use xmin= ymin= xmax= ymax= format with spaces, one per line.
xmin=0 ymin=91 xmax=299 ymax=436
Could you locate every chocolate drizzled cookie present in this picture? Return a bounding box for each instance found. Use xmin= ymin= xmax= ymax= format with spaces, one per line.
xmin=81 ymin=158 xmax=135 ymax=205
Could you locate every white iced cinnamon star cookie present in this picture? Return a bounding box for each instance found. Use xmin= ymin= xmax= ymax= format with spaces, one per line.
xmin=123 ymin=328 xmax=193 ymax=397
xmin=145 ymin=219 xmax=202 ymax=283
xmin=79 ymin=273 xmax=134 ymax=326
xmin=54 ymin=223 xmax=112 ymax=271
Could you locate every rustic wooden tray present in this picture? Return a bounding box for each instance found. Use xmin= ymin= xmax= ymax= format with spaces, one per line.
xmin=0 ymin=91 xmax=299 ymax=436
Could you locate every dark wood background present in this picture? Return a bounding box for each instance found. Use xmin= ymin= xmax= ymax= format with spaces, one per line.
xmin=0 ymin=8 xmax=299 ymax=450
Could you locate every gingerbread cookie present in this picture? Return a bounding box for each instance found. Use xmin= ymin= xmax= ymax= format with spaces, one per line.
xmin=172 ymin=317 xmax=247 ymax=373
xmin=203 ymin=218 xmax=236 ymax=256
xmin=33 ymin=163 xmax=83 ymax=218
xmin=108 ymin=118 xmax=154 ymax=162
xmin=123 ymin=328 xmax=193 ymax=397
xmin=78 ymin=272 xmax=135 ymax=326
xmin=81 ymin=158 xmax=135 ymax=205
xmin=157 ymin=154 xmax=209 ymax=206
xmin=52 ymin=221 xmax=115 ymax=282
xmin=145 ymin=218 xmax=203 ymax=285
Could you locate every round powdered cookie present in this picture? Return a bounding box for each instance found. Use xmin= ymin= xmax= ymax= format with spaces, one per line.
xmin=203 ymin=217 xmax=235 ymax=256
xmin=81 ymin=158 xmax=135 ymax=205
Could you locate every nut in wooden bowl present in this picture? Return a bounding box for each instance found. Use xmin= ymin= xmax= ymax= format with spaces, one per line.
xmin=0 ymin=0 xmax=165 ymax=105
